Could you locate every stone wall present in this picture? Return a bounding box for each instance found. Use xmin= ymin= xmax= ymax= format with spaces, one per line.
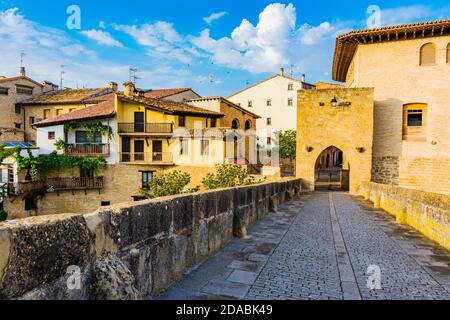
xmin=371 ymin=156 xmax=400 ymax=185
xmin=0 ymin=178 xmax=301 ymax=299
xmin=296 ymin=88 xmax=374 ymax=194
xmin=361 ymin=182 xmax=450 ymax=250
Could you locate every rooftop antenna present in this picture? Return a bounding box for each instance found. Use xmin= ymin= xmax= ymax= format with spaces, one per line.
xmin=129 ymin=67 xmax=139 ymax=85
xmin=208 ymin=74 xmax=215 ymax=96
xmin=290 ymin=64 xmax=294 ymax=78
xmin=20 ymin=51 xmax=26 ymax=68
xmin=60 ymin=65 xmax=66 ymax=90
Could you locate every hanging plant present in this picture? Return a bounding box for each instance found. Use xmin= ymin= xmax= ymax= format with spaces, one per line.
xmin=54 ymin=138 xmax=70 ymax=155
xmin=64 ymin=121 xmax=79 ymax=134
xmin=83 ymin=122 xmax=112 ymax=140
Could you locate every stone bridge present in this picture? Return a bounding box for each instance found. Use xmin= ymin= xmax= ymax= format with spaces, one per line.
xmin=0 ymin=179 xmax=449 ymax=300
xmin=157 ymin=192 xmax=450 ymax=300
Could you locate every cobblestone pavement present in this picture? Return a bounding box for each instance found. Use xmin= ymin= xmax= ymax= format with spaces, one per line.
xmin=155 ymin=192 xmax=450 ymax=300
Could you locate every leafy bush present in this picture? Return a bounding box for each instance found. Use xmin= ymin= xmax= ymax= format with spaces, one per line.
xmin=277 ymin=130 xmax=296 ymax=159
xmin=139 ymin=170 xmax=191 ymax=199
xmin=202 ymin=164 xmax=264 ymax=190
xmin=0 ymin=208 xmax=7 ymax=222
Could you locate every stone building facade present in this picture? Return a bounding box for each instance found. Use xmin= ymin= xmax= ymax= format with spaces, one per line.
xmin=0 ymin=69 xmax=45 ymax=143
xmin=332 ymin=19 xmax=450 ymax=195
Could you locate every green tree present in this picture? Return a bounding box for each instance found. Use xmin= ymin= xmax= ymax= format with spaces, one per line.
xmin=0 ymin=208 xmax=7 ymax=222
xmin=202 ymin=164 xmax=263 ymax=190
xmin=277 ymin=130 xmax=296 ymax=160
xmin=140 ymin=170 xmax=191 ymax=199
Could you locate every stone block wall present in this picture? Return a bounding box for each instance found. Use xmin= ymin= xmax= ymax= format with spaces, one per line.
xmin=0 ymin=178 xmax=301 ymax=299
xmin=361 ymin=182 xmax=450 ymax=250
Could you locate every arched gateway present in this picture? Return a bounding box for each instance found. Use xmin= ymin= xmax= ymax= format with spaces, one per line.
xmin=296 ymin=88 xmax=374 ymax=194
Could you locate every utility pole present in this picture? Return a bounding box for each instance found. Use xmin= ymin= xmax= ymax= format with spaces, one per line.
xmin=290 ymin=64 xmax=294 ymax=78
xmin=20 ymin=51 xmax=26 ymax=68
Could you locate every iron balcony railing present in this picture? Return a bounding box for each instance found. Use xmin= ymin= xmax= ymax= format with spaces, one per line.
xmin=68 ymin=143 xmax=110 ymax=156
xmin=119 ymin=152 xmax=173 ymax=164
xmin=118 ymin=123 xmax=173 ymax=134
xmin=7 ymin=177 xmax=104 ymax=196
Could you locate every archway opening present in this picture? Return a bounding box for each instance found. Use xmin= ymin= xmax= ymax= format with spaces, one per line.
xmin=314 ymin=146 xmax=349 ymax=190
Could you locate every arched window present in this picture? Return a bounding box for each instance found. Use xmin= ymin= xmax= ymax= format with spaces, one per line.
xmin=447 ymin=43 xmax=450 ymax=64
xmin=244 ymin=120 xmax=251 ymax=130
xmin=420 ymin=43 xmax=436 ymax=66
xmin=231 ymin=119 xmax=239 ymax=129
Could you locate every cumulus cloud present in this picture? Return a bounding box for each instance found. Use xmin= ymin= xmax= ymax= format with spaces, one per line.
xmin=80 ymin=29 xmax=123 ymax=47
xmin=203 ymin=11 xmax=228 ymax=25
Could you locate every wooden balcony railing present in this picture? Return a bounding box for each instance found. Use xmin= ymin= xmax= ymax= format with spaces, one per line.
xmin=7 ymin=177 xmax=104 ymax=196
xmin=118 ymin=123 xmax=173 ymax=134
xmin=68 ymin=143 xmax=110 ymax=156
xmin=119 ymin=152 xmax=173 ymax=164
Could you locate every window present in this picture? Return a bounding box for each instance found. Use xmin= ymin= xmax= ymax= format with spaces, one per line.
xmin=25 ymin=196 xmax=37 ymax=211
xmin=101 ymin=201 xmax=111 ymax=207
xmin=56 ymin=109 xmax=63 ymax=116
xmin=210 ymin=118 xmax=217 ymax=128
xmin=15 ymin=105 xmax=21 ymax=114
xmin=231 ymin=119 xmax=239 ymax=129
xmin=288 ymin=83 xmax=294 ymax=91
xmin=141 ymin=171 xmax=153 ymax=189
xmin=248 ymin=101 xmax=252 ymax=108
xmin=403 ymin=103 xmax=427 ymax=141
xmin=75 ymin=131 xmax=102 ymax=144
xmin=267 ymin=118 xmax=272 ymax=125
xmin=180 ymin=138 xmax=188 ymax=155
xmin=14 ymin=123 xmax=21 ymax=129
xmin=48 ymin=131 xmax=55 ymax=140
xmin=29 ymin=117 xmax=35 ymax=125
xmin=288 ymin=98 xmax=293 ymax=106
xmin=267 ymin=99 xmax=272 ymax=106
xmin=16 ymin=85 xmax=33 ymax=95
xmin=178 ymin=115 xmax=186 ymax=127
xmin=0 ymin=87 xmax=8 ymax=95
xmin=43 ymin=109 xmax=51 ymax=119
xmin=267 ymin=137 xmax=272 ymax=144
xmin=420 ymin=43 xmax=436 ymax=66
xmin=201 ymin=139 xmax=209 ymax=156
xmin=245 ymin=120 xmax=251 ymax=130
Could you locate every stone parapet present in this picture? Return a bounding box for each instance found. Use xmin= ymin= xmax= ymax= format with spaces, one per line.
xmin=0 ymin=178 xmax=301 ymax=299
xmin=361 ymin=182 xmax=450 ymax=250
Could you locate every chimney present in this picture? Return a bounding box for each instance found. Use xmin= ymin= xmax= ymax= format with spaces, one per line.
xmin=109 ymin=81 xmax=118 ymax=91
xmin=301 ymin=74 xmax=305 ymax=82
xmin=20 ymin=67 xmax=26 ymax=77
xmin=123 ymin=81 xmax=135 ymax=97
xmin=279 ymin=67 xmax=285 ymax=76
xmin=42 ymin=81 xmax=59 ymax=93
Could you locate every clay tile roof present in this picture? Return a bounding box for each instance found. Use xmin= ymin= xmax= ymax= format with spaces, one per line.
xmin=19 ymin=88 xmax=112 ymax=106
xmin=117 ymin=93 xmax=224 ymax=117
xmin=0 ymin=75 xmax=43 ymax=87
xmin=144 ymin=88 xmax=193 ymax=99
xmin=186 ymin=96 xmax=261 ymax=119
xmin=332 ymin=19 xmax=450 ymax=82
xmin=34 ymin=93 xmax=116 ymax=127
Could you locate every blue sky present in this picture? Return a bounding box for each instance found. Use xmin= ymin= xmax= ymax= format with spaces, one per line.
xmin=0 ymin=1 xmax=449 ymax=96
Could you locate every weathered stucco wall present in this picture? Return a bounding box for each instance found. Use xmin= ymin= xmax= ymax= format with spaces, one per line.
xmin=0 ymin=178 xmax=301 ymax=300
xmin=361 ymin=182 xmax=450 ymax=250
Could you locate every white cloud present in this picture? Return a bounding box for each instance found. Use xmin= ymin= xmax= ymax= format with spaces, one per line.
xmin=80 ymin=29 xmax=123 ymax=47
xmin=377 ymin=5 xmax=444 ymax=26
xmin=99 ymin=21 xmax=106 ymax=29
xmin=203 ymin=11 xmax=228 ymax=25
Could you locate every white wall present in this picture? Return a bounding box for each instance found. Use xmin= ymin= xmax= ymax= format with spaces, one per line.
xmin=228 ymin=75 xmax=308 ymax=135
xmin=36 ymin=125 xmax=65 ymax=155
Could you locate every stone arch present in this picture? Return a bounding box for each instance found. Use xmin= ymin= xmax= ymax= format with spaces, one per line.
xmin=314 ymin=146 xmax=349 ymax=190
xmin=244 ymin=120 xmax=251 ymax=130
xmin=420 ymin=42 xmax=436 ymax=66
xmin=231 ymin=119 xmax=240 ymax=129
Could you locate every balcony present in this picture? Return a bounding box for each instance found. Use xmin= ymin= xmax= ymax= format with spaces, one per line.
xmin=7 ymin=177 xmax=104 ymax=196
xmin=119 ymin=152 xmax=174 ymax=165
xmin=118 ymin=123 xmax=173 ymax=136
xmin=68 ymin=143 xmax=110 ymax=157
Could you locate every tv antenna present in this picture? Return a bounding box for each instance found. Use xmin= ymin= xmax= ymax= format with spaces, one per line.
xmin=20 ymin=51 xmax=26 ymax=68
xmin=129 ymin=67 xmax=140 ymax=84
xmin=290 ymin=64 xmax=294 ymax=78
xmin=60 ymin=65 xmax=66 ymax=89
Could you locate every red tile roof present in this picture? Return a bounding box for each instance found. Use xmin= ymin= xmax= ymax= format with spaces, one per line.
xmin=19 ymin=88 xmax=112 ymax=106
xmin=144 ymin=88 xmax=193 ymax=99
xmin=0 ymin=76 xmax=43 ymax=87
xmin=34 ymin=93 xmax=116 ymax=127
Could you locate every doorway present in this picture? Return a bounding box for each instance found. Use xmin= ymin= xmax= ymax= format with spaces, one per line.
xmin=152 ymin=140 xmax=162 ymax=161
xmin=134 ymin=112 xmax=145 ymax=132
xmin=121 ymin=137 xmax=131 ymax=162
xmin=314 ymin=146 xmax=349 ymax=190
xmin=134 ymin=140 xmax=144 ymax=161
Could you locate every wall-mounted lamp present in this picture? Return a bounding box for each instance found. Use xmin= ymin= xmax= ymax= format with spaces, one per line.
xmin=330 ymin=96 xmax=338 ymax=107
xmin=356 ymin=147 xmax=366 ymax=153
xmin=330 ymin=96 xmax=351 ymax=109
xmin=306 ymin=146 xmax=314 ymax=153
